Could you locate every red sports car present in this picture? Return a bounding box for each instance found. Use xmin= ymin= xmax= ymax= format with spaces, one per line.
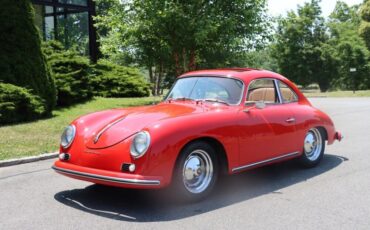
xmin=53 ymin=68 xmax=342 ymax=200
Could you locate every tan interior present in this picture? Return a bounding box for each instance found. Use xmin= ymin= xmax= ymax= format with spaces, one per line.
xmin=280 ymin=88 xmax=296 ymax=102
xmin=248 ymin=88 xmax=276 ymax=103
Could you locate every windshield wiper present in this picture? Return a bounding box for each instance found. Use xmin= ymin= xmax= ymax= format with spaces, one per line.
xmin=203 ymin=98 xmax=230 ymax=106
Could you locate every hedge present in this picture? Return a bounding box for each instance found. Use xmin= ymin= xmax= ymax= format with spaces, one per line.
xmin=0 ymin=83 xmax=46 ymax=125
xmin=90 ymin=60 xmax=150 ymax=98
xmin=0 ymin=0 xmax=56 ymax=113
xmin=43 ymin=41 xmax=150 ymax=105
xmin=43 ymin=41 xmax=93 ymax=106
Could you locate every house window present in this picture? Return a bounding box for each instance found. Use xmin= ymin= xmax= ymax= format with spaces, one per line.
xmin=31 ymin=0 xmax=97 ymax=62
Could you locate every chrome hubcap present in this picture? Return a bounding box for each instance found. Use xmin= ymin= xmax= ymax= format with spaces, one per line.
xmin=304 ymin=128 xmax=322 ymax=161
xmin=182 ymin=150 xmax=213 ymax=194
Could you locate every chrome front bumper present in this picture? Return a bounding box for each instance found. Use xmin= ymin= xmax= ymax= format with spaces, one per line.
xmin=52 ymin=165 xmax=161 ymax=186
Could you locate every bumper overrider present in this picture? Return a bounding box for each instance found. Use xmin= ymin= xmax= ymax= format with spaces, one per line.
xmin=335 ymin=131 xmax=343 ymax=142
xmin=52 ymin=161 xmax=162 ymax=189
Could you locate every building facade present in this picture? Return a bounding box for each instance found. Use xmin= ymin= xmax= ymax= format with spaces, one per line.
xmin=31 ymin=0 xmax=98 ymax=62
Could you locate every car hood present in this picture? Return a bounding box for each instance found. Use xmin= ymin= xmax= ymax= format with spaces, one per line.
xmin=82 ymin=102 xmax=203 ymax=149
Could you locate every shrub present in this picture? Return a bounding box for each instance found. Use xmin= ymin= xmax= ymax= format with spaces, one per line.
xmin=43 ymin=41 xmax=93 ymax=106
xmin=0 ymin=83 xmax=46 ymax=125
xmin=43 ymin=41 xmax=150 ymax=105
xmin=90 ymin=60 xmax=150 ymax=98
xmin=0 ymin=0 xmax=56 ymax=114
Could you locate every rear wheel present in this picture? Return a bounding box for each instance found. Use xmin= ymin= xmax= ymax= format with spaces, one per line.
xmin=299 ymin=127 xmax=325 ymax=167
xmin=172 ymin=141 xmax=218 ymax=201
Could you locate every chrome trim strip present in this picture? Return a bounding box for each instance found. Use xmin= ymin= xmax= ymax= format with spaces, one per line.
xmin=275 ymin=79 xmax=299 ymax=104
xmin=52 ymin=166 xmax=160 ymax=186
xmin=94 ymin=117 xmax=126 ymax=143
xmin=274 ymin=79 xmax=283 ymax=104
xmin=232 ymin=151 xmax=300 ymax=172
xmin=286 ymin=118 xmax=296 ymax=123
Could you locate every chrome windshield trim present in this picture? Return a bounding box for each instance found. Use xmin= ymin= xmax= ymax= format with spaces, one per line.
xmin=52 ymin=166 xmax=160 ymax=186
xmin=232 ymin=151 xmax=300 ymax=172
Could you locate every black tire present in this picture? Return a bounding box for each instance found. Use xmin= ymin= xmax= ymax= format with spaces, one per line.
xmin=299 ymin=127 xmax=325 ymax=168
xmin=172 ymin=141 xmax=219 ymax=202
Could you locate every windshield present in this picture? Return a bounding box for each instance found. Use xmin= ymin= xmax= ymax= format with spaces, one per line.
xmin=165 ymin=76 xmax=244 ymax=105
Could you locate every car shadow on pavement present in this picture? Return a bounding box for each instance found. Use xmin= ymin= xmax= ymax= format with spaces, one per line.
xmin=54 ymin=153 xmax=347 ymax=222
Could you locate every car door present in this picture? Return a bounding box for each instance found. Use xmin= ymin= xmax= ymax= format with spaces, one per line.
xmin=236 ymin=78 xmax=298 ymax=169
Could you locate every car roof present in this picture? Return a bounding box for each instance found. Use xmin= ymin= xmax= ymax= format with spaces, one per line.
xmin=179 ymin=68 xmax=289 ymax=83
xmin=178 ymin=68 xmax=310 ymax=105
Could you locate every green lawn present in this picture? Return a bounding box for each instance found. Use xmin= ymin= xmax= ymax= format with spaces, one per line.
xmin=303 ymin=90 xmax=370 ymax=97
xmin=0 ymin=96 xmax=161 ymax=161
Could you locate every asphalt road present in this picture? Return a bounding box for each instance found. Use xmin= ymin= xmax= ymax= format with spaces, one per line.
xmin=1 ymin=98 xmax=370 ymax=230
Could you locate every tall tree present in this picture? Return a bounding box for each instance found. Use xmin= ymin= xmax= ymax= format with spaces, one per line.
xmin=328 ymin=1 xmax=369 ymax=90
xmin=95 ymin=0 xmax=269 ymax=95
xmin=0 ymin=0 xmax=56 ymax=113
xmin=243 ymin=47 xmax=278 ymax=71
xmin=359 ymin=0 xmax=370 ymax=50
xmin=272 ymin=0 xmax=336 ymax=91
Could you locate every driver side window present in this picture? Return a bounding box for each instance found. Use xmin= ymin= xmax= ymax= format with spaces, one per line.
xmin=246 ymin=79 xmax=279 ymax=104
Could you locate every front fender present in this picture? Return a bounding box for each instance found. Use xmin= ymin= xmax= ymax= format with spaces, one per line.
xmin=144 ymin=110 xmax=240 ymax=184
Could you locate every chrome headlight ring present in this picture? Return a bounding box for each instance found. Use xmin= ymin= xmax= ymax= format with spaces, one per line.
xmin=130 ymin=131 xmax=151 ymax=159
xmin=60 ymin=125 xmax=76 ymax=149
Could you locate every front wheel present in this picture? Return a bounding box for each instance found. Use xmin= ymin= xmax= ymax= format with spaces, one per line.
xmin=299 ymin=127 xmax=325 ymax=167
xmin=172 ymin=141 xmax=219 ymax=202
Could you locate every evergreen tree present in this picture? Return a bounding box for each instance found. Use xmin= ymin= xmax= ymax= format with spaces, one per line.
xmin=0 ymin=0 xmax=56 ymax=114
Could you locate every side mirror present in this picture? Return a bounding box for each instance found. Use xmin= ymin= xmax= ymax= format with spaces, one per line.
xmin=243 ymin=101 xmax=266 ymax=113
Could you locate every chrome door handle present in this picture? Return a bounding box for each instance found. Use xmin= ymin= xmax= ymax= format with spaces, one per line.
xmin=286 ymin=118 xmax=295 ymax=123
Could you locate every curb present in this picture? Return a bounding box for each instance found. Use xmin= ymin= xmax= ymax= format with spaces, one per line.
xmin=0 ymin=152 xmax=58 ymax=168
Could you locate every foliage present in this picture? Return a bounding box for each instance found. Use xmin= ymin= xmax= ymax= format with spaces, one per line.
xmin=272 ymin=0 xmax=336 ymax=91
xmin=328 ymin=1 xmax=370 ymax=90
xmin=243 ymin=48 xmax=279 ymax=71
xmin=95 ymin=0 xmax=270 ymax=95
xmin=359 ymin=0 xmax=370 ymax=50
xmin=90 ymin=60 xmax=150 ymax=97
xmin=0 ymin=83 xmax=46 ymax=125
xmin=43 ymin=41 xmax=150 ymax=105
xmin=272 ymin=0 xmax=369 ymax=91
xmin=43 ymin=41 xmax=93 ymax=106
xmin=334 ymin=42 xmax=369 ymax=90
xmin=0 ymin=0 xmax=56 ymax=114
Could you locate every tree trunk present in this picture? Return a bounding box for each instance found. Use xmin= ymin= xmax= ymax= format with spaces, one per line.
xmin=318 ymin=81 xmax=329 ymax=92
xmin=188 ymin=49 xmax=196 ymax=71
xmin=156 ymin=62 xmax=164 ymax=95
xmin=173 ymin=52 xmax=182 ymax=76
xmin=182 ymin=48 xmax=187 ymax=73
xmin=148 ymin=65 xmax=157 ymax=96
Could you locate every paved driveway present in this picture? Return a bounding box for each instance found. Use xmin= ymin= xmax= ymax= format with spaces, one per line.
xmin=1 ymin=98 xmax=369 ymax=229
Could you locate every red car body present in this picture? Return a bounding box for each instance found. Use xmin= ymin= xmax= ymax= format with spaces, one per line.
xmin=53 ymin=68 xmax=342 ymax=190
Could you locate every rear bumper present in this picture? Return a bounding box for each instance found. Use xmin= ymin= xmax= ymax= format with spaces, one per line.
xmin=52 ymin=161 xmax=162 ymax=189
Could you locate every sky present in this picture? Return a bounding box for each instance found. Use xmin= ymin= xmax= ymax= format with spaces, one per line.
xmin=268 ymin=0 xmax=364 ymax=17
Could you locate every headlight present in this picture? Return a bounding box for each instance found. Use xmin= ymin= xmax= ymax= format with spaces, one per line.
xmin=130 ymin=131 xmax=150 ymax=158
xmin=60 ymin=125 xmax=76 ymax=149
